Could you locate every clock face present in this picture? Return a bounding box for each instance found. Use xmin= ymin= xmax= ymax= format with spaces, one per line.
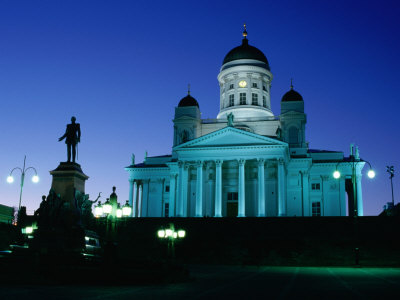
xmin=238 ymin=80 xmax=247 ymax=88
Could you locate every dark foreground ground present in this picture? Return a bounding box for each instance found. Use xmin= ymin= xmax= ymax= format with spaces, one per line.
xmin=1 ymin=264 xmax=400 ymax=299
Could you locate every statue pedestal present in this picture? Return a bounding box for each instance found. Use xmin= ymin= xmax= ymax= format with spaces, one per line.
xmin=50 ymin=162 xmax=89 ymax=206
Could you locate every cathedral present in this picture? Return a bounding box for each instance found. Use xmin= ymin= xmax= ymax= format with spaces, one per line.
xmin=125 ymin=27 xmax=369 ymax=218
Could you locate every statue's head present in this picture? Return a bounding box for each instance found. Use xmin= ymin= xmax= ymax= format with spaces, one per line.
xmin=71 ymin=116 xmax=76 ymax=123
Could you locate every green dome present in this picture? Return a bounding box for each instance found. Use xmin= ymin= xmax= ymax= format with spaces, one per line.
xmin=223 ymin=38 xmax=270 ymax=70
xmin=281 ymin=88 xmax=303 ymax=102
xmin=178 ymin=94 xmax=199 ymax=108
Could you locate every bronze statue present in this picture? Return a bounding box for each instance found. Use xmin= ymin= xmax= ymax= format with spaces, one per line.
xmin=59 ymin=116 xmax=81 ymax=163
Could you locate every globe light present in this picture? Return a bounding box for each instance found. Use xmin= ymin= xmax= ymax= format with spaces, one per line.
xmin=6 ymin=176 xmax=14 ymax=183
xmin=368 ymin=169 xmax=376 ymax=179
xmin=177 ymin=230 xmax=186 ymax=238
xmin=25 ymin=226 xmax=33 ymax=234
xmin=32 ymin=175 xmax=39 ymax=183
xmin=158 ymin=229 xmax=165 ymax=238
xmin=102 ymin=199 xmax=112 ymax=215
xmin=173 ymin=232 xmax=178 ymax=239
xmin=122 ymin=200 xmax=132 ymax=217
xmin=165 ymin=229 xmax=173 ymax=237
xmin=94 ymin=202 xmax=103 ymax=217
xmin=333 ymin=170 xmax=341 ymax=179
xmin=116 ymin=208 xmax=122 ymax=218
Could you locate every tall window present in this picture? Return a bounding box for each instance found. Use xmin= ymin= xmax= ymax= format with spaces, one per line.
xmin=311 ymin=183 xmax=321 ymax=190
xmin=229 ymin=94 xmax=234 ymax=106
xmin=239 ymin=93 xmax=246 ymax=105
xmin=263 ymin=96 xmax=267 ymax=107
xmin=252 ymin=93 xmax=258 ymax=105
xmin=263 ymin=85 xmax=267 ymax=91
xmin=164 ymin=203 xmax=169 ymax=217
xmin=312 ymin=202 xmax=321 ymax=216
xmin=252 ymin=82 xmax=258 ymax=88
xmin=229 ymin=83 xmax=234 ymax=90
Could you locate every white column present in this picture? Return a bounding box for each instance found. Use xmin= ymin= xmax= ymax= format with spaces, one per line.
xmin=160 ymin=178 xmax=165 ymax=217
xmin=238 ymin=159 xmax=246 ymax=217
xmin=141 ymin=180 xmax=149 ymax=217
xmin=277 ymin=158 xmax=286 ymax=216
xmin=214 ymin=160 xmax=223 ymax=217
xmin=132 ymin=181 xmax=138 ymax=217
xmin=195 ymin=161 xmax=204 ymax=217
xmin=183 ymin=164 xmax=189 ymax=217
xmin=169 ymin=174 xmax=176 ymax=217
xmin=129 ymin=179 xmax=134 ymax=216
xmin=138 ymin=184 xmax=143 ymax=217
xmin=177 ymin=162 xmax=183 ymax=217
xmin=356 ymin=175 xmax=363 ymax=216
xmin=257 ymin=159 xmax=265 ymax=217
xmin=301 ymin=172 xmax=310 ymax=216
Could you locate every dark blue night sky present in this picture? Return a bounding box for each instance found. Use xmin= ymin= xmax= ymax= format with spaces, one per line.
xmin=1 ymin=0 xmax=399 ymax=215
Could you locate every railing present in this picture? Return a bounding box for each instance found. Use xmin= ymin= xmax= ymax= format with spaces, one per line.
xmin=202 ymin=115 xmax=280 ymax=124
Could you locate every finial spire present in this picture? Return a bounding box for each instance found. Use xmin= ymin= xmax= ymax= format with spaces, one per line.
xmin=188 ymin=83 xmax=190 ymax=95
xmin=290 ymin=78 xmax=294 ymax=90
xmin=242 ymin=24 xmax=247 ymax=39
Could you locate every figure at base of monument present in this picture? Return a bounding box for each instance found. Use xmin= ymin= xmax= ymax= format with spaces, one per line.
xmin=58 ymin=116 xmax=81 ymax=163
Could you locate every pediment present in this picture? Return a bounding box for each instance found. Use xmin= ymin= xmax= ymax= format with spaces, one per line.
xmin=174 ymin=126 xmax=287 ymax=149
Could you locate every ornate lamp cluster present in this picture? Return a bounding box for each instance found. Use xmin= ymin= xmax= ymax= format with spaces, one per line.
xmin=157 ymin=226 xmax=186 ymax=240
xmin=94 ymin=199 xmax=132 ymax=218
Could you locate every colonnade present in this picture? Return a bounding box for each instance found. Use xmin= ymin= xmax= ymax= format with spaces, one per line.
xmin=174 ymin=158 xmax=286 ymax=217
xmin=129 ymin=158 xmax=287 ymax=217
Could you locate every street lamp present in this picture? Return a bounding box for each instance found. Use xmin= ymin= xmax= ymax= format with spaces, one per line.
xmin=122 ymin=200 xmax=132 ymax=217
xmin=386 ymin=166 xmax=395 ymax=205
xmin=94 ymin=201 xmax=103 ymax=218
xmin=7 ymin=155 xmax=39 ymax=212
xmin=116 ymin=204 xmax=123 ymax=218
xmin=102 ymin=198 xmax=112 ymax=215
xmin=333 ymin=158 xmax=375 ymax=217
xmin=157 ymin=224 xmax=186 ymax=258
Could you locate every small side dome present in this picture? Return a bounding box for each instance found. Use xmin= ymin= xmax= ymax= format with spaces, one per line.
xmin=281 ymin=81 xmax=303 ymax=102
xmin=178 ymin=85 xmax=199 ymax=108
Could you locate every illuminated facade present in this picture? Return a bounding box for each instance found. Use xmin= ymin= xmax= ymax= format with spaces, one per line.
xmin=126 ymin=28 xmax=367 ymax=217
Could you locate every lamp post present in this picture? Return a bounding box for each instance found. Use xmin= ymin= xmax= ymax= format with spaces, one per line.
xmin=157 ymin=224 xmax=186 ymax=259
xmin=7 ymin=155 xmax=39 ymax=213
xmin=334 ymin=156 xmax=375 ymax=266
xmin=386 ymin=166 xmax=395 ymax=205
xmin=333 ymin=158 xmax=375 ymax=217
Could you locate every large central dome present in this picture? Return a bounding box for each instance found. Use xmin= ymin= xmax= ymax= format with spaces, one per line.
xmin=217 ymin=26 xmax=274 ymax=120
xmin=223 ymin=38 xmax=270 ymax=69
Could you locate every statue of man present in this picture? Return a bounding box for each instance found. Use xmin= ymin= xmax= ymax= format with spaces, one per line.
xmin=276 ymin=127 xmax=282 ymax=140
xmin=59 ymin=116 xmax=81 ymax=163
xmin=227 ymin=113 xmax=234 ymax=127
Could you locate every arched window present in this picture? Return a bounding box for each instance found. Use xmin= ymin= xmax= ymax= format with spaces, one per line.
xmin=239 ymin=93 xmax=246 ymax=105
xmin=252 ymin=93 xmax=258 ymax=105
xmin=181 ymin=130 xmax=189 ymax=143
xmin=229 ymin=94 xmax=234 ymax=106
xmin=288 ymin=126 xmax=299 ymax=144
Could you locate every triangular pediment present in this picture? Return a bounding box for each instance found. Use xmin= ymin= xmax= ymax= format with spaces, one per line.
xmin=174 ymin=126 xmax=287 ymax=149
